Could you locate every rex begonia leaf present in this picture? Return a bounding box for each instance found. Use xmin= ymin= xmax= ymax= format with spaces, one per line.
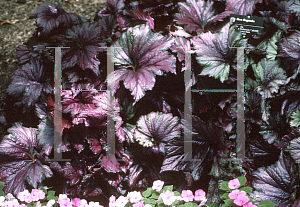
xmin=170 ymin=37 xmax=192 ymax=63
xmin=253 ymin=58 xmax=287 ymax=98
xmin=62 ymin=22 xmax=106 ymax=75
xmin=107 ymin=24 xmax=176 ymax=103
xmin=16 ymin=45 xmax=39 ymax=65
xmin=290 ymin=110 xmax=300 ymax=128
xmin=29 ymin=2 xmax=80 ymax=36
xmin=0 ymin=123 xmax=52 ymax=196
xmin=277 ymin=31 xmax=300 ymax=80
xmin=101 ymin=155 xmax=121 ymax=173
xmin=134 ymin=112 xmax=181 ymax=148
xmin=251 ymin=152 xmax=294 ymax=206
xmin=192 ymin=24 xmax=245 ymax=83
xmin=7 ymin=57 xmax=53 ymax=111
xmin=226 ymin=0 xmax=263 ymax=15
xmin=175 ymin=0 xmax=232 ymax=33
xmin=286 ymin=137 xmax=300 ymax=165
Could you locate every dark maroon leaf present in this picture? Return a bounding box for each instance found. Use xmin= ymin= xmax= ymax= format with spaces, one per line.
xmin=62 ymin=22 xmax=106 ymax=75
xmin=6 ymin=57 xmax=52 ymax=111
xmin=16 ymin=45 xmax=39 ymax=64
xmin=29 ymin=2 xmax=80 ymax=36
xmin=101 ymin=155 xmax=121 ymax=173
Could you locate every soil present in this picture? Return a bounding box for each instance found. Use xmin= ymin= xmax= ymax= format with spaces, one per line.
xmin=0 ymin=0 xmax=107 ymax=139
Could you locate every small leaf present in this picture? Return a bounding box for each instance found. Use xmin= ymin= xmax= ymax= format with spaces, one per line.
xmin=224 ymin=199 xmax=234 ymax=206
xmin=237 ymin=176 xmax=247 ymax=186
xmin=221 ymin=181 xmax=230 ymax=191
xmin=207 ymin=204 xmax=219 ymax=207
xmin=221 ymin=193 xmax=229 ymax=200
xmin=240 ymin=186 xmax=253 ymax=193
xmin=258 ymin=200 xmax=276 ymax=207
xmin=183 ymin=202 xmax=198 ymax=207
xmin=143 ymin=188 xmax=153 ymax=198
xmin=163 ymin=185 xmax=173 ymax=192
xmin=290 ymin=110 xmax=300 ymax=128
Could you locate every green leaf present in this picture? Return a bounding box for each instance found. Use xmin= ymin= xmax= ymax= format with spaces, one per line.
xmin=290 ymin=110 xmax=300 ymax=128
xmin=207 ymin=204 xmax=220 ymax=207
xmin=143 ymin=187 xmax=154 ymax=198
xmin=143 ymin=198 xmax=156 ymax=205
xmin=174 ymin=191 xmax=181 ymax=196
xmin=258 ymin=200 xmax=276 ymax=207
xmin=0 ymin=181 xmax=4 ymax=196
xmin=221 ymin=193 xmax=229 ymax=200
xmin=240 ymin=186 xmax=253 ymax=193
xmin=237 ymin=176 xmax=247 ymax=187
xmin=183 ymin=202 xmax=198 ymax=207
xmin=253 ymin=58 xmax=286 ymax=98
xmin=163 ymin=185 xmax=173 ymax=192
xmin=150 ymin=192 xmax=160 ymax=199
xmin=40 ymin=187 xmax=47 ymax=194
xmin=221 ymin=181 xmax=230 ymax=191
xmin=266 ymin=31 xmax=281 ymax=60
xmin=224 ymin=199 xmax=234 ymax=206
xmin=47 ymin=190 xmax=55 ymax=197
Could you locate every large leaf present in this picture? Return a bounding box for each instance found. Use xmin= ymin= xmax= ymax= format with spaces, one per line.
xmin=107 ymin=24 xmax=176 ymax=103
xmin=192 ymin=24 xmax=245 ymax=83
xmin=134 ymin=112 xmax=181 ymax=148
xmin=62 ymin=22 xmax=106 ymax=75
xmin=29 ymin=2 xmax=80 ymax=36
xmin=7 ymin=57 xmax=53 ymax=111
xmin=226 ymin=0 xmax=263 ymax=15
xmin=253 ymin=58 xmax=287 ymax=98
xmin=251 ymin=152 xmax=294 ymax=207
xmin=286 ymin=137 xmax=300 ymax=165
xmin=175 ymin=0 xmax=232 ymax=33
xmin=0 ymin=123 xmax=52 ymax=196
xmin=290 ymin=110 xmax=300 ymax=128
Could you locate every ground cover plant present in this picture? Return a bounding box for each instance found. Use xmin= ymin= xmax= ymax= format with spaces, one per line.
xmin=0 ymin=0 xmax=300 ymax=206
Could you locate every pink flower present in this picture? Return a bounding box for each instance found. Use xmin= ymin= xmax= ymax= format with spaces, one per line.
xmin=228 ymin=178 xmax=240 ymax=189
xmin=115 ymin=196 xmax=128 ymax=207
xmin=17 ymin=190 xmax=30 ymax=202
xmin=161 ymin=190 xmax=176 ymax=206
xmin=79 ymin=199 xmax=89 ymax=207
xmin=35 ymin=201 xmax=41 ymax=207
xmin=243 ymin=202 xmax=257 ymax=207
xmin=133 ymin=201 xmax=144 ymax=207
xmin=31 ymin=189 xmax=45 ymax=201
xmin=72 ymin=198 xmax=82 ymax=207
xmin=24 ymin=194 xmax=34 ymax=203
xmin=194 ymin=189 xmax=206 ymax=201
xmin=109 ymin=195 xmax=116 ymax=207
xmin=181 ymin=190 xmax=194 ymax=202
xmin=152 ymin=180 xmax=164 ymax=192
xmin=58 ymin=194 xmax=72 ymax=207
xmin=228 ymin=189 xmax=241 ymax=199
xmin=234 ymin=192 xmax=250 ymax=206
xmin=127 ymin=191 xmax=143 ymax=203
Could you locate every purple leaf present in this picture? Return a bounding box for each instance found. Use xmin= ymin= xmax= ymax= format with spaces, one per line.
xmin=175 ymin=0 xmax=232 ymax=33
xmin=0 ymin=123 xmax=52 ymax=196
xmin=29 ymin=2 xmax=80 ymax=36
xmin=7 ymin=57 xmax=52 ymax=110
xmin=101 ymin=155 xmax=121 ymax=173
xmin=16 ymin=45 xmax=38 ymax=64
xmin=62 ymin=22 xmax=106 ymax=75
xmin=226 ymin=0 xmax=263 ymax=15
xmin=251 ymin=152 xmax=294 ymax=206
xmin=108 ymin=24 xmax=175 ymax=103
xmin=134 ymin=112 xmax=181 ymax=148
xmin=192 ymin=24 xmax=245 ymax=83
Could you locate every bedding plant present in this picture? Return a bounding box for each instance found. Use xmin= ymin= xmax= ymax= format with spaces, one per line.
xmin=0 ymin=0 xmax=300 ymax=206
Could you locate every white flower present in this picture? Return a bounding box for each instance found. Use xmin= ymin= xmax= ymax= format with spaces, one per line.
xmin=88 ymin=201 xmax=103 ymax=207
xmin=161 ymin=190 xmax=176 ymax=206
xmin=46 ymin=199 xmax=56 ymax=207
xmin=152 ymin=180 xmax=164 ymax=192
xmin=115 ymin=196 xmax=128 ymax=207
xmin=144 ymin=205 xmax=152 ymax=207
xmin=127 ymin=191 xmax=143 ymax=203
xmin=18 ymin=189 xmax=30 ymax=202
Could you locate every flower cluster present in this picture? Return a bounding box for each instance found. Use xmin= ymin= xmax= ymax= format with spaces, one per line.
xmin=109 ymin=180 xmax=207 ymax=207
xmin=0 ymin=185 xmax=103 ymax=207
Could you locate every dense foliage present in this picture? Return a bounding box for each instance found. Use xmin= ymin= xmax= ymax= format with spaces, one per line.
xmin=1 ymin=0 xmax=300 ymax=206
